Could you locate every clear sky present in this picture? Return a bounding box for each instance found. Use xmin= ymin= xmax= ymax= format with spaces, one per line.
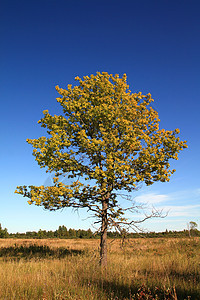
xmin=1 ymin=0 xmax=200 ymax=233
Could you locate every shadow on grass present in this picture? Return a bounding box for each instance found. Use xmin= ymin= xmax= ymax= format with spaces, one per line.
xmin=88 ymin=277 xmax=200 ymax=300
xmin=0 ymin=244 xmax=84 ymax=260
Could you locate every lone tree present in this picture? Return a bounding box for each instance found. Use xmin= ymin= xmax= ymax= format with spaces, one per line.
xmin=16 ymin=72 xmax=187 ymax=266
xmin=189 ymin=221 xmax=198 ymax=230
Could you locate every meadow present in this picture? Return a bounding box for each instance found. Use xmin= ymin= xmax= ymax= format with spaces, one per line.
xmin=0 ymin=237 xmax=199 ymax=299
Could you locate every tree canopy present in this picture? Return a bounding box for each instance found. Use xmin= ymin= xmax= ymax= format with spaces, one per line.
xmin=16 ymin=72 xmax=187 ymax=265
xmin=189 ymin=221 xmax=198 ymax=230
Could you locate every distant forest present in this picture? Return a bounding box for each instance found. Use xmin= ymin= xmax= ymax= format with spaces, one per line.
xmin=0 ymin=224 xmax=199 ymax=239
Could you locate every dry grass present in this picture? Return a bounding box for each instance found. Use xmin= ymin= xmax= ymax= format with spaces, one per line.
xmin=0 ymin=237 xmax=199 ymax=299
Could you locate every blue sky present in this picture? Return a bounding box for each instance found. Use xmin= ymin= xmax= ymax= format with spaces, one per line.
xmin=1 ymin=0 xmax=200 ymax=233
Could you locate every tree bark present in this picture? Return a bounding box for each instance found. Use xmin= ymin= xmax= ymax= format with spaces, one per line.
xmin=100 ymin=199 xmax=108 ymax=267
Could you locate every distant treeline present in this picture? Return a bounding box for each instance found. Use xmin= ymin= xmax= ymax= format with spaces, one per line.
xmin=0 ymin=223 xmax=200 ymax=239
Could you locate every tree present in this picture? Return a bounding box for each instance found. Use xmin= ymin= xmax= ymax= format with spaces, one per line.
xmin=55 ymin=225 xmax=69 ymax=238
xmin=0 ymin=223 xmax=9 ymax=238
xmin=188 ymin=221 xmax=198 ymax=237
xmin=187 ymin=221 xmax=198 ymax=238
xmin=38 ymin=229 xmax=45 ymax=239
xmin=189 ymin=221 xmax=198 ymax=230
xmin=16 ymin=72 xmax=187 ymax=266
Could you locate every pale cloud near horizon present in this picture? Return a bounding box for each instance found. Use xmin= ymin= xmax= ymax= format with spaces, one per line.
xmin=134 ymin=190 xmax=200 ymax=218
xmin=194 ymin=188 xmax=200 ymax=195
xmin=135 ymin=192 xmax=170 ymax=204
xmin=165 ymin=204 xmax=200 ymax=217
xmin=135 ymin=187 xmax=200 ymax=205
xmin=122 ymin=189 xmax=200 ymax=231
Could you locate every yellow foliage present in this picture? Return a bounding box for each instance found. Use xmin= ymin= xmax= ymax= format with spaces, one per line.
xmin=16 ymin=72 xmax=187 ymax=219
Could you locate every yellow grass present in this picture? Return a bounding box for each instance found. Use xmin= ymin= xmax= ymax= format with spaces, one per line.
xmin=0 ymin=238 xmax=199 ymax=299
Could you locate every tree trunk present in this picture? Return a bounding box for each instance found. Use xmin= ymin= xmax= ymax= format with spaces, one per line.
xmin=100 ymin=199 xmax=108 ymax=267
xmin=187 ymin=223 xmax=191 ymax=238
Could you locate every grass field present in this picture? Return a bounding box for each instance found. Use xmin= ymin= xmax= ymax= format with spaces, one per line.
xmin=0 ymin=237 xmax=199 ymax=299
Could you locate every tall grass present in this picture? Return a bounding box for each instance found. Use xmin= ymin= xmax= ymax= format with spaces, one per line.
xmin=0 ymin=238 xmax=199 ymax=299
